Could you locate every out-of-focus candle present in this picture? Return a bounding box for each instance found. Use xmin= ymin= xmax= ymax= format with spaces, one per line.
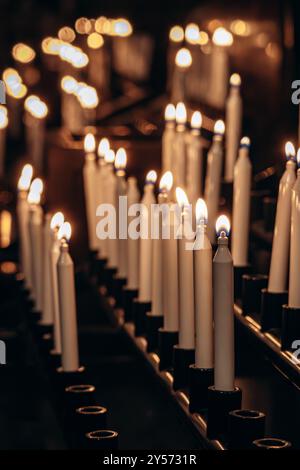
xmin=204 ymin=120 xmax=225 ymax=243
xmin=50 ymin=212 xmax=64 ymax=354
xmin=83 ymin=133 xmax=98 ymax=251
xmin=17 ymin=163 xmax=33 ymax=287
xmin=289 ymin=149 xmax=300 ymax=307
xmin=187 ymin=110 xmax=203 ymax=204
xmin=213 ymin=215 xmax=235 ymax=391
xmin=104 ymin=149 xmax=118 ymax=269
xmin=115 ymin=148 xmax=128 ymax=279
xmin=210 ymin=27 xmax=233 ymax=108
xmin=24 ymin=95 xmax=48 ymax=173
xmin=172 ymin=47 xmax=192 ymax=102
xmin=127 ymin=177 xmax=140 ymax=290
xmin=162 ymin=104 xmax=176 ymax=173
xmin=57 ymin=222 xmax=80 ymax=372
xmin=268 ymin=142 xmax=296 ymax=293
xmin=96 ymin=138 xmax=110 ymax=260
xmin=232 ymin=137 xmax=252 ymax=266
xmin=0 ymin=106 xmax=8 ymax=178
xmin=174 ymin=102 xmax=187 ymax=188
xmin=225 ymin=74 xmax=242 ymax=182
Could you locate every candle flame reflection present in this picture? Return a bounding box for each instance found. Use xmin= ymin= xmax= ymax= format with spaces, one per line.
xmin=159 ymin=171 xmax=173 ymax=191
xmin=216 ymin=214 xmax=230 ymax=236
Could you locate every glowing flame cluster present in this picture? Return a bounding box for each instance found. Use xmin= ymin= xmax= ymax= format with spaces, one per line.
xmin=12 ymin=43 xmax=36 ymax=63
xmin=94 ymin=17 xmax=133 ymax=37
xmin=27 ymin=177 xmax=43 ymax=204
xmin=169 ymin=24 xmax=209 ymax=46
xmin=25 ymin=95 xmax=48 ymax=119
xmin=61 ymin=76 xmax=99 ymax=109
xmin=212 ymin=27 xmax=233 ymax=47
xmin=0 ymin=106 xmax=8 ymax=129
xmin=41 ymin=37 xmax=88 ymax=68
xmin=2 ymin=68 xmax=27 ymax=99
xmin=18 ymin=164 xmax=33 ymax=191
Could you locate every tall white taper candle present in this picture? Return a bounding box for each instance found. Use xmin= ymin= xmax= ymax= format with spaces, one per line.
xmin=174 ymin=102 xmax=187 ymax=188
xmin=50 ymin=212 xmax=64 ymax=354
xmin=225 ymin=74 xmax=242 ymax=182
xmin=96 ymin=138 xmax=110 ymax=260
xmin=289 ymin=150 xmax=300 ymax=307
xmin=83 ymin=133 xmax=98 ymax=251
xmin=17 ymin=164 xmax=33 ymax=287
xmin=186 ymin=111 xmax=203 ymax=204
xmin=127 ymin=177 xmax=140 ymax=290
xmin=41 ymin=213 xmax=53 ymax=325
xmin=162 ymin=104 xmax=176 ymax=173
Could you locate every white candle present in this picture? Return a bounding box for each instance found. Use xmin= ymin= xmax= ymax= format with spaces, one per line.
xmin=162 ymin=104 xmax=176 ymax=173
xmin=96 ymin=138 xmax=110 ymax=260
xmin=0 ymin=106 xmax=8 ymax=178
xmin=83 ymin=133 xmax=98 ymax=251
xmin=194 ymin=199 xmax=213 ymax=369
xmin=50 ymin=212 xmax=64 ymax=353
xmin=150 ymin=172 xmax=173 ymax=316
xmin=17 ymin=164 xmax=33 ymax=287
xmin=268 ymin=142 xmax=296 ymax=293
xmin=225 ymin=74 xmax=242 ymax=182
xmin=167 ymin=26 xmax=184 ymax=94
xmin=176 ymin=187 xmax=194 ymax=349
xmin=186 ymin=111 xmax=203 ymax=204
xmin=40 ymin=213 xmax=53 ymax=325
xmin=232 ymin=137 xmax=252 ymax=267
xmin=105 ymin=149 xmax=119 ymax=269
xmin=24 ymin=96 xmax=48 ymax=173
xmin=57 ymin=222 xmax=80 ymax=372
xmin=289 ymin=150 xmax=300 ymax=307
xmin=115 ymin=148 xmax=128 ymax=279
xmin=138 ymin=170 xmax=157 ymax=302
xmin=127 ymin=177 xmax=140 ymax=290
xmin=214 ymin=215 xmax=235 ymax=391
xmin=171 ymin=48 xmax=192 ymax=103
xmin=173 ymin=102 xmax=187 ymax=188
xmin=209 ymin=28 xmax=233 ymax=109
xmin=204 ymin=120 xmax=225 ymax=243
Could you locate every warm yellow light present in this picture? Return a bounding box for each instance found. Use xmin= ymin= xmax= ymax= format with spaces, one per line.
xmin=105 ymin=149 xmax=115 ymax=164
xmin=196 ymin=198 xmax=208 ymax=225
xmin=58 ymin=26 xmax=76 ymax=43
xmin=84 ymin=133 xmax=96 ymax=153
xmin=50 ymin=212 xmax=64 ymax=230
xmin=230 ymin=20 xmax=250 ymax=37
xmin=0 ymin=210 xmax=12 ymax=248
xmin=59 ymin=43 xmax=89 ymax=68
xmin=216 ymin=214 xmax=230 ymax=236
xmin=87 ymin=32 xmax=104 ymax=49
xmin=0 ymin=106 xmax=8 ymax=129
xmin=175 ymin=102 xmax=187 ymax=125
xmin=199 ymin=31 xmax=209 ymax=46
xmin=115 ymin=148 xmax=127 ymax=170
xmin=191 ymin=111 xmax=202 ymax=129
xmin=185 ymin=23 xmax=200 ymax=45
xmin=175 ymin=48 xmax=192 ymax=68
xmin=214 ymin=119 xmax=225 ymax=134
xmin=240 ymin=136 xmax=251 ymax=146
xmin=208 ymin=19 xmax=223 ymax=33
xmin=230 ymin=73 xmax=241 ymax=86
xmin=41 ymin=37 xmax=62 ymax=55
xmin=176 ymin=187 xmax=189 ymax=207
xmin=113 ymin=18 xmax=133 ymax=37
xmin=77 ymin=85 xmax=99 ymax=109
xmin=164 ymin=103 xmax=176 ymax=121
xmin=146 ymin=170 xmax=157 ymax=184
xmin=3 ymin=68 xmax=27 ymax=99
xmin=212 ymin=27 xmax=233 ymax=47
xmin=95 ymin=16 xmax=108 ymax=34
xmin=27 ymin=190 xmax=40 ymax=205
xmin=25 ymin=95 xmax=48 ymax=119
xmin=159 ymin=171 xmax=173 ymax=192
xmin=18 ymin=163 xmax=33 ymax=191
xmin=30 ymin=177 xmax=43 ymax=195
xmin=285 ymin=141 xmax=295 ymax=159
xmin=169 ymin=25 xmax=184 ymax=43
xmin=75 ymin=17 xmax=92 ymax=35
xmin=61 ymin=75 xmax=78 ymax=94
xmin=58 ymin=221 xmax=72 ymax=241
xmin=98 ymin=138 xmax=110 ymax=157
xmin=12 ymin=43 xmax=36 ymax=63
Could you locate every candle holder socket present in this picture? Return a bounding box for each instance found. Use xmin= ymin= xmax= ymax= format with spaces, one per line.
xmin=55 ymin=366 xmax=87 ymax=394
xmin=281 ymin=305 xmax=300 ymax=351
xmin=72 ymin=405 xmax=108 ymax=448
xmin=188 ymin=365 xmax=214 ymax=413
xmin=228 ymin=409 xmax=266 ymax=449
xmin=85 ymin=429 xmax=119 ymax=450
xmin=234 ymin=265 xmax=252 ymax=300
xmin=172 ymin=345 xmax=195 ymax=391
xmin=158 ymin=328 xmax=179 ymax=371
xmin=207 ymin=386 xmax=242 ymax=440
xmin=242 ymin=274 xmax=268 ymax=316
xmin=133 ymin=300 xmax=151 ymax=337
xmin=122 ymin=288 xmax=138 ymax=322
xmin=252 ymin=437 xmax=291 ymax=450
xmin=146 ymin=314 xmax=163 ymax=352
xmin=260 ymin=289 xmax=288 ymax=331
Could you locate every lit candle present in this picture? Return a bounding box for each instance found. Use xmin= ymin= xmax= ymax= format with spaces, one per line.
xmin=224 ymin=74 xmax=242 ymax=182
xmin=232 ymin=137 xmax=252 ymax=266
xmin=27 ymin=178 xmax=44 ymax=310
xmin=40 ymin=213 xmax=54 ymax=325
xmin=138 ymin=170 xmax=157 ymax=302
xmin=0 ymin=106 xmax=8 ymax=178
xmin=210 ymin=28 xmax=233 ymax=109
xmin=57 ymin=222 xmax=80 ymax=372
xmin=24 ymin=95 xmax=48 ymax=173
xmin=83 ymin=133 xmax=98 ymax=252
xmin=3 ymin=68 xmax=27 ymax=139
xmin=115 ymin=148 xmax=127 ymax=279
xmin=194 ymin=199 xmax=213 ymax=369
xmin=176 ymin=187 xmax=194 ymax=349
xmin=204 ymin=120 xmax=225 ymax=243
xmin=172 ymin=47 xmax=192 ymax=102
xmin=50 ymin=212 xmax=64 ymax=354
xmin=289 ymin=149 xmax=300 ymax=307
xmin=268 ymin=142 xmax=296 ymax=293
xmin=162 ymin=104 xmax=176 ymax=173
xmin=60 ymin=75 xmax=84 ymax=135
xmin=104 ymin=149 xmax=118 ymax=269
xmin=96 ymin=138 xmax=110 ymax=260
xmin=174 ymin=102 xmax=187 ymax=188
xmin=214 ymin=215 xmax=234 ymax=391
xmin=167 ymin=26 xmax=184 ymax=94
xmin=150 ymin=171 xmax=173 ymax=317
xmin=127 ymin=177 xmax=140 ymax=290
xmin=17 ymin=164 xmax=33 ymax=287
xmin=186 ymin=111 xmax=203 ymax=204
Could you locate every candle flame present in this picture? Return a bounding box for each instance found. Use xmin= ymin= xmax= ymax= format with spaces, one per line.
xmin=0 ymin=106 xmax=8 ymax=129
xmin=216 ymin=214 xmax=230 ymax=236
xmin=240 ymin=136 xmax=251 ymax=147
xmin=27 ymin=190 xmax=40 ymax=205
xmin=87 ymin=32 xmax=104 ymax=49
xmin=50 ymin=212 xmax=64 ymax=230
xmin=41 ymin=37 xmax=62 ymax=55
xmin=146 ymin=170 xmax=157 ymax=184
xmin=105 ymin=149 xmax=115 ymax=164
xmin=191 ymin=111 xmax=202 ymax=129
xmin=199 ymin=31 xmax=209 ymax=46
xmin=230 ymin=73 xmax=241 ymax=86
xmin=25 ymin=95 xmax=48 ymax=119
xmin=285 ymin=141 xmax=295 ymax=159
xmin=169 ymin=25 xmax=184 ymax=43
xmin=230 ymin=20 xmax=250 ymax=37
xmin=58 ymin=221 xmax=72 ymax=241
xmin=77 ymin=85 xmax=99 ymax=109
xmin=84 ymin=133 xmax=96 ymax=153
xmin=297 ymin=148 xmax=300 ymax=167
xmin=159 ymin=171 xmax=173 ymax=191
xmin=18 ymin=163 xmax=33 ymax=190
xmin=98 ymin=138 xmax=110 ymax=157
xmin=58 ymin=26 xmax=76 ymax=43
xmin=30 ymin=177 xmax=43 ymax=195
xmin=214 ymin=119 xmax=225 ymax=134
xmin=115 ymin=148 xmax=127 ymax=170
xmin=212 ymin=27 xmax=233 ymax=46
xmin=113 ymin=18 xmax=133 ymax=37
xmin=12 ymin=43 xmax=36 ymax=63
xmin=3 ymin=68 xmax=27 ymax=99
xmin=75 ymin=17 xmax=91 ymax=35
xmin=175 ymin=48 xmax=192 ymax=68
xmin=176 ymin=187 xmax=189 ymax=207
xmin=196 ymin=198 xmax=208 ymax=225
xmin=175 ymin=102 xmax=187 ymax=124
xmin=185 ymin=23 xmax=200 ymax=45
xmin=165 ymin=103 xmax=176 ymax=121
xmin=61 ymin=75 xmax=78 ymax=94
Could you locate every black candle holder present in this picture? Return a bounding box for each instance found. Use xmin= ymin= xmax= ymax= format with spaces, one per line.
xmin=55 ymin=366 xmax=87 ymax=395
xmin=73 ymin=405 xmax=108 ymax=448
xmin=172 ymin=345 xmax=195 ymax=391
xmin=85 ymin=429 xmax=119 ymax=450
xmin=261 ymin=289 xmax=288 ymax=331
xmin=158 ymin=328 xmax=179 ymax=371
xmin=263 ymin=197 xmax=276 ymax=232
xmin=122 ymin=288 xmax=138 ymax=322
xmin=188 ymin=365 xmax=214 ymax=413
xmin=221 ymin=180 xmax=233 ymax=211
xmin=91 ymin=257 xmax=107 ymax=285
xmin=207 ymin=386 xmax=242 ymax=440
xmin=112 ymin=276 xmax=127 ymax=308
xmin=242 ymin=274 xmax=268 ymax=316
xmin=48 ymin=349 xmax=62 ymax=372
xmin=234 ymin=266 xmax=252 ymax=300
xmin=228 ymin=409 xmax=266 ymax=449
xmin=252 ymin=437 xmax=291 ymax=450
xmin=64 ymin=384 xmax=96 ymax=411
xmin=102 ymin=267 xmax=117 ymax=293
xmin=146 ymin=313 xmax=163 ymax=352
xmin=133 ymin=300 xmax=151 ymax=337
xmin=281 ymin=305 xmax=300 ymax=351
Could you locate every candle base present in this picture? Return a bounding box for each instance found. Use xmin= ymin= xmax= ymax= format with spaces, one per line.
xmin=158 ymin=328 xmax=179 ymax=371
xmin=228 ymin=409 xmax=265 ymax=449
xmin=85 ymin=429 xmax=119 ymax=450
xmin=242 ymin=274 xmax=268 ymax=316
xmin=146 ymin=314 xmax=163 ymax=352
xmin=260 ymin=289 xmax=288 ymax=331
xmin=252 ymin=437 xmax=291 ymax=450
xmin=172 ymin=345 xmax=195 ymax=391
xmin=281 ymin=305 xmax=300 ymax=351
xmin=122 ymin=288 xmax=138 ymax=322
xmin=112 ymin=276 xmax=127 ymax=308
xmin=73 ymin=406 xmax=108 ymax=449
xmin=133 ymin=300 xmax=151 ymax=337
xmin=188 ymin=365 xmax=214 ymax=413
xmin=234 ymin=265 xmax=252 ymax=300
xmin=207 ymin=386 xmax=242 ymax=440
